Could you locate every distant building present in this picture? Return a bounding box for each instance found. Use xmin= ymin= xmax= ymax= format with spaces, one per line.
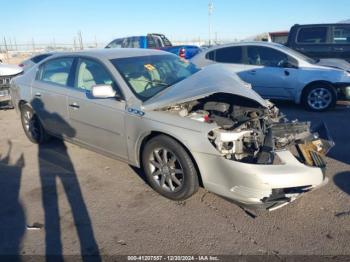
xmin=244 ymin=31 xmax=289 ymax=44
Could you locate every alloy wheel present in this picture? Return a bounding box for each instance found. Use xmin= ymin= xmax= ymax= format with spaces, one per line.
xmin=149 ymin=148 xmax=184 ymax=192
xmin=307 ymin=87 xmax=332 ymax=110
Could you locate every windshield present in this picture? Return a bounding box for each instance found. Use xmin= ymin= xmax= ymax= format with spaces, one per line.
xmin=278 ymin=45 xmax=317 ymax=64
xmin=111 ymin=54 xmax=200 ymax=101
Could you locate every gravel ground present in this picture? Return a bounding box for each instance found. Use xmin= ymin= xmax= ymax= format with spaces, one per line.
xmin=0 ymin=101 xmax=349 ymax=258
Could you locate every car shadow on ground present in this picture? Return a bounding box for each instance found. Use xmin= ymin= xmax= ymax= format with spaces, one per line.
xmin=333 ymin=171 xmax=350 ymax=196
xmin=31 ymin=98 xmax=101 ymax=261
xmin=0 ymin=141 xmax=25 ymax=259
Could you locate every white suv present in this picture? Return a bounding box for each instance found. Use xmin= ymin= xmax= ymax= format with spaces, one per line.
xmin=191 ymin=42 xmax=350 ymax=111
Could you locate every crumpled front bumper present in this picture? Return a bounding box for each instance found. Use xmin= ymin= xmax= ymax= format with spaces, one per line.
xmin=192 ymin=150 xmax=328 ymax=210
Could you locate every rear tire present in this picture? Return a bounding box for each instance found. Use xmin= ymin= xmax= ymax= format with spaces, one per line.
xmin=20 ymin=104 xmax=51 ymax=144
xmin=302 ymin=83 xmax=336 ymax=112
xmin=142 ymin=135 xmax=199 ymax=201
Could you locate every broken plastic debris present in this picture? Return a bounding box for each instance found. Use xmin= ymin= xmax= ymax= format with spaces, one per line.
xmin=26 ymin=222 xmax=44 ymax=230
xmin=117 ymin=240 xmax=127 ymax=246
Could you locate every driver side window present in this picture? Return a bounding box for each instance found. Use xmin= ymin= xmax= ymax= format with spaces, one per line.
xmin=246 ymin=46 xmax=294 ymax=67
xmin=75 ymin=58 xmax=114 ymax=91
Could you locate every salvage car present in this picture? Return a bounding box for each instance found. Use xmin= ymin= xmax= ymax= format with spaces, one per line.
xmin=11 ymin=49 xmax=332 ymax=211
xmin=191 ymin=42 xmax=350 ymax=111
xmin=0 ymin=63 xmax=22 ymax=108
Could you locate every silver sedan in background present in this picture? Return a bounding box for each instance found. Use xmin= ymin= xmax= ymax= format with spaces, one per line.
xmin=11 ymin=49 xmax=332 ymax=211
xmin=191 ymin=42 xmax=350 ymax=111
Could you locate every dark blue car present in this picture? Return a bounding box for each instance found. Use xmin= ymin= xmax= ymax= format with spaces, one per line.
xmin=106 ymin=33 xmax=201 ymax=59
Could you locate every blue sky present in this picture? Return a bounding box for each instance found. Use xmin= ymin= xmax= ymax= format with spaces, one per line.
xmin=2 ymin=0 xmax=349 ymax=45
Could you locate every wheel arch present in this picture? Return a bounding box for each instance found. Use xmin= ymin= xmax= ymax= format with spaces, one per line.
xmin=138 ymin=131 xmax=204 ymax=187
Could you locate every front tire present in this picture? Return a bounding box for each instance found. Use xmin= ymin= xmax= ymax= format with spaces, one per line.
xmin=302 ymin=83 xmax=336 ymax=112
xmin=142 ymin=135 xmax=199 ymax=201
xmin=20 ymin=104 xmax=50 ymax=144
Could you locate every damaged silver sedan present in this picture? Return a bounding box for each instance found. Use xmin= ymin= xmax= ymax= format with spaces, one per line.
xmin=10 ymin=49 xmax=333 ymax=211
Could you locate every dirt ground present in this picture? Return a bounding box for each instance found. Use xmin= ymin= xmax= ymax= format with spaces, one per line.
xmin=0 ymin=101 xmax=349 ymax=259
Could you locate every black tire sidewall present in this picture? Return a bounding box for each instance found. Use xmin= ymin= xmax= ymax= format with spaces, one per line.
xmin=142 ymin=135 xmax=199 ymax=201
xmin=302 ymin=84 xmax=337 ymax=112
xmin=20 ymin=104 xmax=48 ymax=144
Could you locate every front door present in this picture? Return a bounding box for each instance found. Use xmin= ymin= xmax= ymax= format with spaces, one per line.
xmin=66 ymin=57 xmax=128 ymax=160
xmin=238 ymin=46 xmax=298 ymax=99
xmin=331 ymin=25 xmax=350 ymax=61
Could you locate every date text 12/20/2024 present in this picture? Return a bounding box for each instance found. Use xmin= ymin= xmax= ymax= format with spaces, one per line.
xmin=127 ymin=256 xmax=220 ymax=261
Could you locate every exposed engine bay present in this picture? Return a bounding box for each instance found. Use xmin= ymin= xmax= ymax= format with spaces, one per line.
xmin=161 ymin=93 xmax=334 ymax=166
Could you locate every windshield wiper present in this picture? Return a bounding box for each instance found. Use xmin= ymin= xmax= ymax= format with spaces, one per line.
xmin=130 ymin=79 xmax=169 ymax=87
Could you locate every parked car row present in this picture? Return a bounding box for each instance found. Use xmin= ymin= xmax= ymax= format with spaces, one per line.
xmin=106 ymin=33 xmax=202 ymax=59
xmin=10 ymin=49 xmax=333 ymax=211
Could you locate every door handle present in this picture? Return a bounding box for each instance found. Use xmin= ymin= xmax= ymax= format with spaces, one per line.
xmin=34 ymin=92 xmax=41 ymax=98
xmin=249 ymin=70 xmax=256 ymax=75
xmin=334 ymin=47 xmax=344 ymax=51
xmin=284 ymin=70 xmax=290 ymax=76
xmin=69 ymin=102 xmax=80 ymax=109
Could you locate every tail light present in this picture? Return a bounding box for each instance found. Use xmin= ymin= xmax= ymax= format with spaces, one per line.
xmin=178 ymin=48 xmax=186 ymax=59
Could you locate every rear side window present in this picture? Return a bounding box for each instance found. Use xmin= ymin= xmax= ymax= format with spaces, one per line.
xmin=205 ymin=50 xmax=215 ymax=60
xmin=38 ymin=58 xmax=74 ymax=86
xmin=297 ymin=27 xmax=328 ymax=43
xmin=106 ymin=39 xmax=124 ymax=48
xmin=206 ymin=47 xmax=242 ymax=63
xmin=31 ymin=54 xmax=52 ymax=63
xmin=333 ymin=26 xmax=350 ymax=44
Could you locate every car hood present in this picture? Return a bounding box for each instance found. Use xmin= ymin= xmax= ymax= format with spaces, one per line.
xmin=316 ymin=58 xmax=350 ymax=72
xmin=142 ymin=64 xmax=268 ymax=111
xmin=0 ymin=64 xmax=23 ymax=76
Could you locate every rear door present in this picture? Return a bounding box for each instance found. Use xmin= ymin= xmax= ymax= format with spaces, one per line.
xmin=238 ymin=46 xmax=299 ymax=99
xmin=66 ymin=57 xmax=128 ymax=160
xmin=331 ymin=25 xmax=350 ymax=61
xmin=293 ymin=26 xmax=332 ymax=59
xmin=32 ymin=57 xmax=75 ymax=137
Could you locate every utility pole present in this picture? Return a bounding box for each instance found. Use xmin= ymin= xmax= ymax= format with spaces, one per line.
xmin=32 ymin=38 xmax=36 ymax=52
xmin=4 ymin=37 xmax=9 ymax=60
xmin=73 ymin=37 xmax=77 ymax=51
xmin=14 ymin=38 xmax=18 ymax=51
xmin=208 ymin=1 xmax=214 ymax=46
xmin=78 ymin=31 xmax=84 ymax=50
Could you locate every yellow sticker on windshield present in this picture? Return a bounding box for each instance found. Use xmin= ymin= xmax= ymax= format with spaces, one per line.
xmin=144 ymin=64 xmax=156 ymax=71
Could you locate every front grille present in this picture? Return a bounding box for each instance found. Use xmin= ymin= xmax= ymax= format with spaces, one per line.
xmin=0 ymin=77 xmax=12 ymax=88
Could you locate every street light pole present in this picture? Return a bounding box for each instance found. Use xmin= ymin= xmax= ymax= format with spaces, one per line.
xmin=208 ymin=1 xmax=213 ymax=46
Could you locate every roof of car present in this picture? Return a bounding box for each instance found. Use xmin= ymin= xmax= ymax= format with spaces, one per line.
xmin=205 ymin=41 xmax=285 ymax=52
xmin=52 ymin=48 xmax=170 ymax=60
xmin=292 ymin=23 xmax=350 ymax=27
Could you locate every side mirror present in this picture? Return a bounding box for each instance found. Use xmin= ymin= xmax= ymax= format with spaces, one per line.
xmin=91 ymin=84 xmax=117 ymax=99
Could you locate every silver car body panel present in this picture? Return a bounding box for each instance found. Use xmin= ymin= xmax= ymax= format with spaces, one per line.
xmin=11 ymin=48 xmax=329 ymax=210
